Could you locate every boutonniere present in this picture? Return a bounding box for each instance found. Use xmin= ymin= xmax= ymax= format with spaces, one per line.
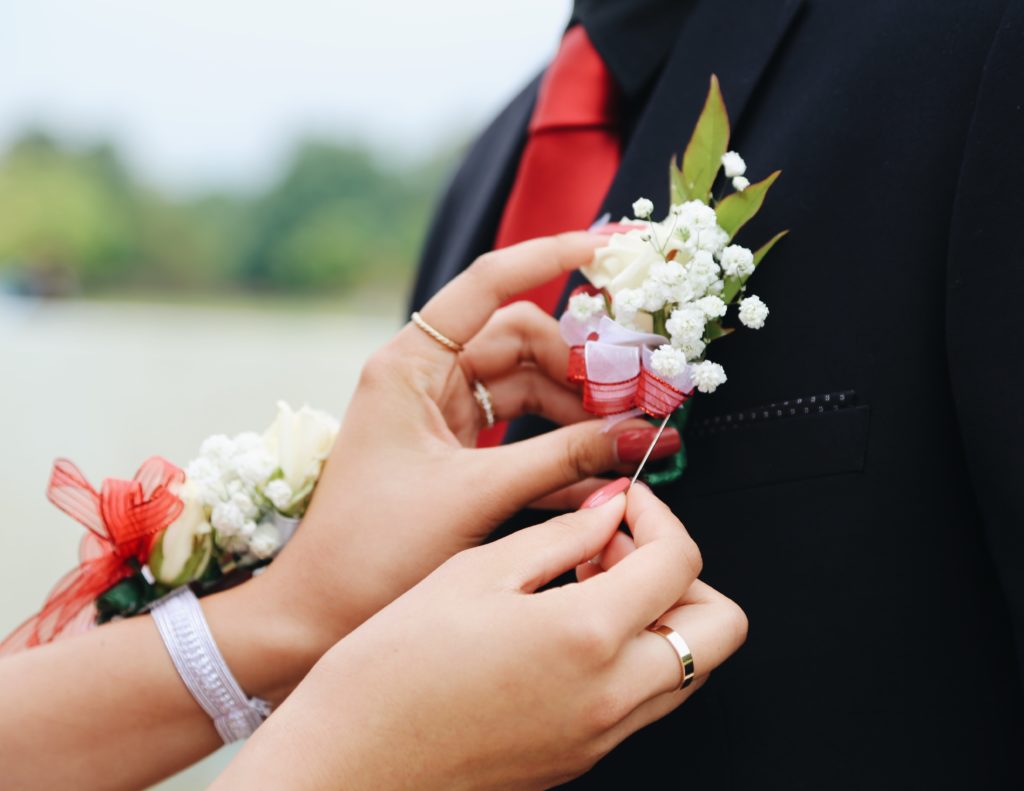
xmin=560 ymin=75 xmax=787 ymax=484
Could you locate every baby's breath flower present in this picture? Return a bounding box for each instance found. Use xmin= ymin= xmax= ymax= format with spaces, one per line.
xmin=223 ymin=534 xmax=251 ymax=555
xmin=211 ymin=500 xmax=246 ymax=536
xmin=738 ymin=295 xmax=769 ymax=329
xmin=674 ymin=337 xmax=706 ymax=361
xmin=230 ymin=489 xmax=260 ymax=520
xmin=692 ymin=360 xmax=728 ymax=393
xmin=732 ymin=176 xmax=750 ymax=191
xmin=199 ymin=434 xmax=236 ymax=466
xmin=235 ymin=448 xmax=276 ymax=487
xmin=650 ymin=260 xmax=686 ymax=287
xmin=632 ymin=197 xmax=655 ymax=219
xmin=695 ymin=295 xmax=727 ymax=319
xmin=669 ymin=280 xmax=696 ymax=306
xmin=249 ymin=522 xmax=282 ymax=560
xmin=650 ymin=345 xmax=688 ymax=378
xmin=186 ymin=458 xmax=222 ymax=506
xmin=692 ymin=226 xmax=729 ymax=256
xmin=642 ymin=279 xmax=671 ymax=312
xmin=686 ymin=251 xmax=721 ymax=294
xmin=678 ymin=200 xmax=718 ymax=228
xmin=568 ymin=292 xmax=606 ymax=322
xmin=721 ymin=151 xmax=747 ymax=178
xmin=693 ymin=249 xmax=718 ymax=269
xmin=666 ymin=305 xmax=706 ymax=344
xmin=264 ymin=479 xmax=294 ymax=511
xmin=614 ymin=288 xmax=645 ymax=317
xmin=186 ymin=456 xmax=218 ymax=482
xmin=720 ymin=245 xmax=755 ymax=278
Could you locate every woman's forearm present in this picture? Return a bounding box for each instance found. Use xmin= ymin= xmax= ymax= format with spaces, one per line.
xmin=0 ymin=573 xmax=328 ymax=791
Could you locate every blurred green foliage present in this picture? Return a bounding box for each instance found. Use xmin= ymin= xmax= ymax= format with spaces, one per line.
xmin=0 ymin=131 xmax=456 ymax=296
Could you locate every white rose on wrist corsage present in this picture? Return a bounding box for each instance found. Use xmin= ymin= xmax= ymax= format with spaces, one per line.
xmin=149 ymin=482 xmax=213 ymax=587
xmin=261 ymin=401 xmax=339 ymax=517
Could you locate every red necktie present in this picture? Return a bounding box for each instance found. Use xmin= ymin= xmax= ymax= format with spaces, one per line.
xmin=479 ymin=25 xmax=622 ymax=447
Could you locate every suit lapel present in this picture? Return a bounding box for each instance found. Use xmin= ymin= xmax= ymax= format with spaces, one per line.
xmin=559 ymin=0 xmax=806 ymax=303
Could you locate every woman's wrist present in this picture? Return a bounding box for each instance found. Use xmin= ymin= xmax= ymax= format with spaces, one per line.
xmin=212 ymin=640 xmax=384 ymax=791
xmin=200 ymin=571 xmax=339 ymax=706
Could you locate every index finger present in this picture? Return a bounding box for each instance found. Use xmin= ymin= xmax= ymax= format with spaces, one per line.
xmin=410 ymin=232 xmax=604 ymax=354
xmin=577 ymin=483 xmax=703 ymax=636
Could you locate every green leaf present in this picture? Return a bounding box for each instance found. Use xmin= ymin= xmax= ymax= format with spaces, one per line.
xmin=680 ymin=75 xmax=730 ymax=203
xmin=199 ymin=556 xmax=224 ymax=584
xmin=715 ymin=170 xmax=781 ymax=240
xmin=652 ymin=308 xmax=668 ymax=338
xmin=669 ymin=155 xmax=687 ymax=205
xmin=282 ymin=478 xmax=316 ymax=517
xmin=753 ymin=229 xmax=789 ymax=267
xmin=95 ymin=574 xmax=156 ymax=623
xmin=720 ymin=229 xmax=789 ymax=303
xmin=178 ymin=535 xmax=213 ymax=585
xmin=720 ymin=275 xmax=743 ymax=304
xmin=704 ymin=320 xmax=735 ymax=343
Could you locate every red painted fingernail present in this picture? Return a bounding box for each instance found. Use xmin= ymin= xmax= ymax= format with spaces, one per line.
xmin=581 ymin=477 xmax=630 ymax=510
xmin=616 ymin=427 xmax=681 ymax=464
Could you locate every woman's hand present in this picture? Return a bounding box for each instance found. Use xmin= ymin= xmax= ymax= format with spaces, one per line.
xmin=0 ymin=235 xmax=687 ymax=791
xmin=216 ymin=483 xmax=748 ymax=790
xmin=249 ymin=233 xmax=682 ymax=691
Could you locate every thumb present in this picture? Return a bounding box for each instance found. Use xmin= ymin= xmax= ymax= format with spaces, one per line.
xmin=479 ymin=418 xmax=672 ymax=508
xmin=486 ymin=479 xmax=629 ymax=593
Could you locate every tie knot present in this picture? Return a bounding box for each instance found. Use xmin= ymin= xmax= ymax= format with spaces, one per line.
xmin=530 ymin=25 xmax=619 ymax=134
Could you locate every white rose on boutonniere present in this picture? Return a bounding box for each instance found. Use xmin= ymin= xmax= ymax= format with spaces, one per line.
xmin=262 ymin=401 xmax=339 ymax=516
xmin=149 ymin=481 xmax=213 ymax=586
xmin=582 ymin=228 xmax=664 ymax=297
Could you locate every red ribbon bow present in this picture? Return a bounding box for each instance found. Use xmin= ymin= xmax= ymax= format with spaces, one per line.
xmin=0 ymin=457 xmax=185 ymax=654
xmin=562 ymin=284 xmax=693 ymax=419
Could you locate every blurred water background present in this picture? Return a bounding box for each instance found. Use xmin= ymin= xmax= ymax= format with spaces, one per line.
xmin=2 ymin=0 xmax=570 ymax=785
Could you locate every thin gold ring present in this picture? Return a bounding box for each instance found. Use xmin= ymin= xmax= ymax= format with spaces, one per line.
xmin=410 ymin=311 xmax=465 ymax=354
xmin=472 ymin=380 xmax=496 ymax=429
xmin=648 ymin=624 xmax=695 ymax=690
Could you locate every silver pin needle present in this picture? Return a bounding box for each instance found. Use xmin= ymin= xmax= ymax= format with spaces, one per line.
xmin=629 ymin=413 xmax=673 ymax=488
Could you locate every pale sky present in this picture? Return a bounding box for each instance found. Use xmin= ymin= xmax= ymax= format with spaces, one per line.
xmin=5 ymin=0 xmax=572 ymax=192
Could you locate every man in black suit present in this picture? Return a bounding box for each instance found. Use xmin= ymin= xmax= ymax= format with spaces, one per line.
xmin=411 ymin=1 xmax=1024 ymax=787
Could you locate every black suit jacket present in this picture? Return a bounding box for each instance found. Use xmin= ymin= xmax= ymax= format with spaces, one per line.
xmin=411 ymin=1 xmax=1024 ymax=787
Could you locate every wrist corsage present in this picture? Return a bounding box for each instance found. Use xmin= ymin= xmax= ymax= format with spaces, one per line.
xmin=0 ymin=401 xmax=338 ymax=654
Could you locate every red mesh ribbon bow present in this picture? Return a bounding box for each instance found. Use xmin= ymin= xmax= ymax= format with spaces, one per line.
xmin=0 ymin=457 xmax=185 ymax=654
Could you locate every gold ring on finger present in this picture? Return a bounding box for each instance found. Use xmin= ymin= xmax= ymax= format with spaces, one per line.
xmin=410 ymin=311 xmax=465 ymax=354
xmin=648 ymin=624 xmax=695 ymax=690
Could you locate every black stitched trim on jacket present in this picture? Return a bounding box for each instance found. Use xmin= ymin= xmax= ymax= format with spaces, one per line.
xmin=688 ymin=390 xmax=859 ymax=438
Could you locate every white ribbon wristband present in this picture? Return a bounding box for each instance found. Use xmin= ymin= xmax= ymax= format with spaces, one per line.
xmin=151 ymin=586 xmax=272 ymax=743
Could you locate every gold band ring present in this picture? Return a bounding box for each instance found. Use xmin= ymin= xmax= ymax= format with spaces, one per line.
xmin=410 ymin=311 xmax=465 ymax=354
xmin=648 ymin=624 xmax=695 ymax=690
